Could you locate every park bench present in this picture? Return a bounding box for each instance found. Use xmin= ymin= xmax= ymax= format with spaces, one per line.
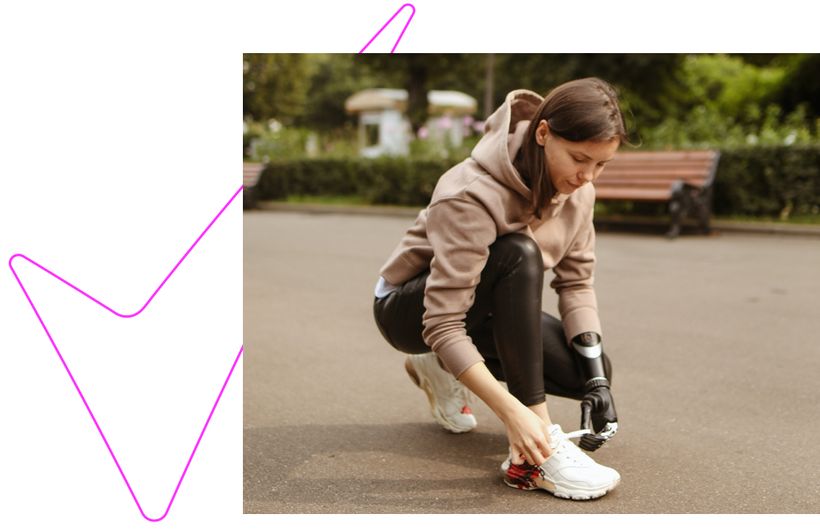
xmin=593 ymin=150 xmax=721 ymax=238
xmin=243 ymin=162 xmax=264 ymax=209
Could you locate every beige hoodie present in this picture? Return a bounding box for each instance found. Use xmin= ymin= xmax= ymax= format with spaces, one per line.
xmin=379 ymin=89 xmax=601 ymax=378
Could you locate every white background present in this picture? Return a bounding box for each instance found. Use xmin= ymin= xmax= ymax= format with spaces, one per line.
xmin=0 ymin=0 xmax=818 ymax=528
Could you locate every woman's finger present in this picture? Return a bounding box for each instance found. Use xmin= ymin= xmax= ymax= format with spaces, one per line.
xmin=525 ymin=443 xmax=546 ymax=467
xmin=538 ymin=431 xmax=555 ymax=462
xmin=535 ymin=436 xmax=552 ymax=461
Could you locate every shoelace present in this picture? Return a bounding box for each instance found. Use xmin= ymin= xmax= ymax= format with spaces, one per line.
xmin=538 ymin=428 xmax=593 ymax=480
xmin=562 ymin=428 xmax=592 ymax=439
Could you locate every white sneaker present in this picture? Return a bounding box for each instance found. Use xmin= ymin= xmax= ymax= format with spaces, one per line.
xmin=501 ymin=424 xmax=620 ymax=500
xmin=404 ymin=353 xmax=477 ymax=434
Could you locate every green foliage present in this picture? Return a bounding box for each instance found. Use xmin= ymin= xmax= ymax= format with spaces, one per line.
xmin=713 ymin=146 xmax=820 ymax=218
xmin=492 ymin=54 xmax=684 ymax=126
xmin=244 ymin=122 xmax=361 ymax=161
xmin=639 ymin=103 xmax=820 ymax=149
xmin=408 ymin=138 xmax=448 ymax=159
xmin=243 ymin=54 xmax=314 ymax=124
xmin=636 ymin=55 xmax=820 ymax=149
xmin=246 ymin=126 xmax=312 ymax=161
xmin=674 ymin=55 xmax=785 ymax=117
xmin=242 ymin=120 xmax=266 ymax=159
xmin=297 ymin=55 xmax=380 ymax=131
xmin=771 ymin=54 xmax=820 ymax=117
xmin=313 ymin=126 xmax=362 ymax=158
xmin=409 ymin=135 xmax=480 ymax=161
xmin=255 ymin=156 xmax=454 ymax=206
xmin=243 ymin=53 xmax=820 ymax=154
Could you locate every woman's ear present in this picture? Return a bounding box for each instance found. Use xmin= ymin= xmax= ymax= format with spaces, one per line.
xmin=535 ymin=119 xmax=550 ymax=146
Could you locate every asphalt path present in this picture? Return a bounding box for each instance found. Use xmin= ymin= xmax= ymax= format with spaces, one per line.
xmin=244 ymin=209 xmax=820 ymax=513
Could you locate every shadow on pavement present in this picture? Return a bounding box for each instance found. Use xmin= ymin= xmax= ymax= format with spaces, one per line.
xmin=244 ymin=422 xmax=619 ymax=513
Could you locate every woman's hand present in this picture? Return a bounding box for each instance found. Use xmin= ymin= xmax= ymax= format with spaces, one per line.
xmin=457 ymin=361 xmax=552 ymax=466
xmin=502 ymin=403 xmax=553 ymax=466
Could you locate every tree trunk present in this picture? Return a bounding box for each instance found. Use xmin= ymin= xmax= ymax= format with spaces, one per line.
xmin=406 ymin=60 xmax=428 ymax=135
xmin=484 ymin=53 xmax=495 ymax=118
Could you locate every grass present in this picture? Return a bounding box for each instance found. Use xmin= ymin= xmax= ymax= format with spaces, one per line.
xmin=713 ymin=214 xmax=820 ymax=225
xmin=285 ymin=194 xmax=371 ymax=205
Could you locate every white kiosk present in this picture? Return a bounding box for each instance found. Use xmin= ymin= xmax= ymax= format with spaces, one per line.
xmin=345 ymin=88 xmax=477 ymax=158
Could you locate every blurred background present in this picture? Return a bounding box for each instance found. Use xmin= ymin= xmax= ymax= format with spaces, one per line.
xmin=243 ymin=54 xmax=820 ymax=223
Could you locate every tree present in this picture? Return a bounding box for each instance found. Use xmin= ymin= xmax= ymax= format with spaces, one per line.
xmin=772 ymin=54 xmax=820 ymax=118
xmin=243 ymin=54 xmax=313 ymax=124
xmin=355 ymin=54 xmax=485 ymax=133
xmin=296 ymin=54 xmax=378 ymax=131
xmin=491 ymin=54 xmax=684 ymax=127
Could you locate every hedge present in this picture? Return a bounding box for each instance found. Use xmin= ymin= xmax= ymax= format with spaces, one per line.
xmin=712 ymin=146 xmax=820 ymax=217
xmin=254 ymin=146 xmax=820 ymax=218
xmin=256 ymin=157 xmax=451 ymax=207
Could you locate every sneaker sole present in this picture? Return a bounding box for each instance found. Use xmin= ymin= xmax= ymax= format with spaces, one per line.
xmin=502 ymin=475 xmax=620 ymax=501
xmin=405 ymin=359 xmax=475 ymax=434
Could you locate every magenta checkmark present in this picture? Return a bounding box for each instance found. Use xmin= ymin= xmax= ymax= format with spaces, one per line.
xmin=9 ymin=185 xmax=243 ymax=522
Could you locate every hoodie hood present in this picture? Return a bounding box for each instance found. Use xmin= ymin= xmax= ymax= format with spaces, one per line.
xmin=471 ymin=89 xmax=543 ymax=201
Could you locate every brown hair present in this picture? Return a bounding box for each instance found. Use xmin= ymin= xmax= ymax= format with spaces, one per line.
xmin=513 ymin=77 xmax=629 ymax=219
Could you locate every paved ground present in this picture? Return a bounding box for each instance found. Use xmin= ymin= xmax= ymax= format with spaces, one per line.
xmin=243 ymin=209 xmax=820 ymax=513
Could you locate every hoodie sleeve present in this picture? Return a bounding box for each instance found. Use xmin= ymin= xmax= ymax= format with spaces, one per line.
xmin=422 ymin=198 xmax=498 ymax=378
xmin=550 ymin=207 xmax=602 ymax=344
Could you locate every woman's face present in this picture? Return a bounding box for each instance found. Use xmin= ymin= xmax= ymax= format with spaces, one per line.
xmin=535 ymin=120 xmax=619 ymax=195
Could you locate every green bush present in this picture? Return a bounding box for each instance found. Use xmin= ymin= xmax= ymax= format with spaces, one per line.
xmin=256 ymin=156 xmax=454 ymax=206
xmin=248 ymin=127 xmax=313 ymax=161
xmin=255 ymin=147 xmax=820 ymax=219
xmin=639 ymin=103 xmax=820 ymax=149
xmin=713 ymin=146 xmax=820 ymax=217
xmin=635 ymin=55 xmax=820 ymax=149
xmin=675 ymin=55 xmax=786 ymax=118
xmin=245 ymin=122 xmax=367 ymax=161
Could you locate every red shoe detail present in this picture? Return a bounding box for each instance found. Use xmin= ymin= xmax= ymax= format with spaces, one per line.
xmin=461 ymin=405 xmax=472 ymax=414
xmin=504 ymin=461 xmax=540 ymax=490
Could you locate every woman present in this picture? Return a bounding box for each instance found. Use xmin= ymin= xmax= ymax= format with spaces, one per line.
xmin=373 ymin=78 xmax=626 ymax=501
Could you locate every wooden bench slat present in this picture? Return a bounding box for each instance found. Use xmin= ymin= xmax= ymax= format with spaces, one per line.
xmin=243 ymin=162 xmax=265 ymax=209
xmin=603 ymin=165 xmax=715 ymax=174
xmin=243 ymin=163 xmax=264 ymax=188
xmin=597 ymin=177 xmax=709 ymax=187
xmin=604 ymin=159 xmax=716 ymax=167
xmin=607 ymin=157 xmax=716 ymax=164
xmin=594 ymin=178 xmax=708 ymax=188
xmin=595 ymin=188 xmax=672 ymax=201
xmin=599 ymin=169 xmax=711 ymax=180
xmin=608 ymin=152 xmax=719 ymax=162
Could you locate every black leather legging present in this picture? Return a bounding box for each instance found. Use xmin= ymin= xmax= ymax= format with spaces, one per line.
xmin=373 ymin=233 xmax=612 ymax=406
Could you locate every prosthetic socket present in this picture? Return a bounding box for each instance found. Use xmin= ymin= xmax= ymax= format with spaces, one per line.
xmin=571 ymin=332 xmax=618 ymax=451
